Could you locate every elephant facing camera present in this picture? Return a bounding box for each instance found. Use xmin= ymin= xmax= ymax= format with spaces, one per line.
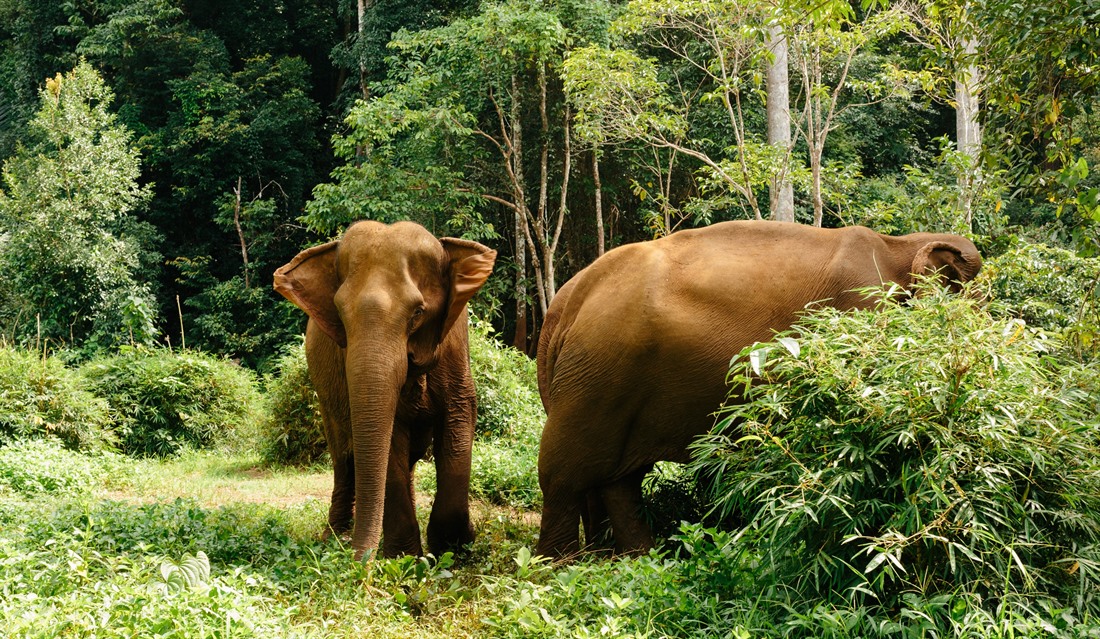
xmin=274 ymin=220 xmax=496 ymax=560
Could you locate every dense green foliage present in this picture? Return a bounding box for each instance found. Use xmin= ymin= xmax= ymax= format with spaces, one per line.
xmin=259 ymin=341 xmax=327 ymax=467
xmin=80 ymin=348 xmax=261 ymax=457
xmin=447 ymin=321 xmax=545 ymax=508
xmin=1 ymin=0 xmax=1098 ymax=357
xmin=468 ymin=318 xmax=543 ymax=441
xmin=0 ymin=61 xmax=157 ymax=354
xmin=0 ymin=438 xmax=126 ymax=496
xmin=978 ymin=240 xmax=1100 ymax=357
xmin=0 ymin=344 xmax=113 ymax=450
xmin=690 ymin=285 xmax=1100 ymax=632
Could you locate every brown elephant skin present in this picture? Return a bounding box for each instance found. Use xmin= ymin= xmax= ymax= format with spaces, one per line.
xmin=535 ymin=220 xmax=981 ymax=558
xmin=275 ymin=221 xmax=496 ymax=560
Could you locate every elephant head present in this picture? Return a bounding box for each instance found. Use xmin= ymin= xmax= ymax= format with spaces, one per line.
xmin=907 ymin=235 xmax=982 ymax=293
xmin=273 ymin=221 xmax=496 ymax=557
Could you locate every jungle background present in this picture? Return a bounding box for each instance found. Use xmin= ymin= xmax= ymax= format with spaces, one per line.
xmin=1 ymin=0 xmax=1099 ymax=636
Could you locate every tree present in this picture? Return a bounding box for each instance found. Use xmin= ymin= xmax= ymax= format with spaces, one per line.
xmin=897 ymin=0 xmax=985 ymax=229
xmin=307 ymin=0 xmax=578 ymax=349
xmin=787 ymin=1 xmax=904 ymax=226
xmin=586 ymin=0 xmax=776 ymax=223
xmin=0 ymin=61 xmax=158 ymax=353
xmin=977 ymin=0 xmax=1100 ymax=250
xmin=765 ymin=17 xmax=795 ymax=222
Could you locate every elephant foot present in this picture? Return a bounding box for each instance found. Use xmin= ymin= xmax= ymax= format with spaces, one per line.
xmin=426 ymin=516 xmax=475 ymax=557
xmin=323 ymin=517 xmax=353 ymax=541
xmin=381 ymin=534 xmax=424 ymax=558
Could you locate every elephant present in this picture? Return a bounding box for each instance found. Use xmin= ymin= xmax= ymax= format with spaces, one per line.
xmin=274 ymin=220 xmax=496 ymax=559
xmin=535 ymin=220 xmax=981 ymax=558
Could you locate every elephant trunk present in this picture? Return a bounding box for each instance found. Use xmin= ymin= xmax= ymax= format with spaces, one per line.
xmin=344 ymin=324 xmax=408 ymax=560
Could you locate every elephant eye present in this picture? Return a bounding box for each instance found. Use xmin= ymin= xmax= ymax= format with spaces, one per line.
xmin=412 ymin=307 xmax=424 ymax=319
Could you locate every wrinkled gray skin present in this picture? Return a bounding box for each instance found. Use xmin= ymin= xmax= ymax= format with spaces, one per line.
xmin=275 ymin=221 xmax=496 ymax=560
xmin=536 ymin=220 xmax=982 ymax=559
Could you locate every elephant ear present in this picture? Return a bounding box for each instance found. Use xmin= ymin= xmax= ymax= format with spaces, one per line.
xmin=274 ymin=241 xmax=346 ymax=347
xmin=440 ymin=238 xmax=497 ymax=337
xmin=910 ymin=240 xmax=981 ymax=293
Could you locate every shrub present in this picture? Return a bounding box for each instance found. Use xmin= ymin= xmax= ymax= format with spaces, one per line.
xmin=692 ymin=285 xmax=1100 ymax=625
xmin=470 ymin=438 xmax=541 ymax=508
xmin=259 ymin=342 xmax=326 ymax=467
xmin=641 ymin=462 xmax=724 ymax=542
xmin=0 ymin=345 xmax=112 ymax=450
xmin=81 ymin=347 xmax=261 ymax=457
xmin=0 ymin=438 xmax=125 ymax=496
xmin=467 ymin=319 xmax=544 ymax=507
xmin=481 ymin=529 xmax=764 ymax=638
xmin=469 ymin=318 xmax=544 ymax=442
xmin=976 ymin=239 xmax=1100 ymax=358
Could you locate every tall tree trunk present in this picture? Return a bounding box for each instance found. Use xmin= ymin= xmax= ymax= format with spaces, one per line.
xmin=593 ymin=149 xmax=605 ymax=256
xmin=956 ymin=36 xmax=981 ymax=230
xmin=357 ymin=0 xmax=371 ymax=99
xmin=547 ymin=104 xmax=571 ymax=303
xmin=766 ymin=23 xmax=795 ymax=223
xmin=511 ymin=74 xmax=528 ymax=352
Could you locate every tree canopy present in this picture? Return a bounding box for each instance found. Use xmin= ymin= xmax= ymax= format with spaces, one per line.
xmin=0 ymin=0 xmax=1097 ymax=361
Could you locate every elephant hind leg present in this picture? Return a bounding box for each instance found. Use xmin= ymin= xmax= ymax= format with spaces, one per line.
xmin=325 ymin=453 xmax=355 ymax=538
xmin=581 ymin=491 xmax=614 ymax=554
xmin=601 ymin=467 xmax=655 ymax=555
xmin=536 ymin=491 xmax=585 ymax=559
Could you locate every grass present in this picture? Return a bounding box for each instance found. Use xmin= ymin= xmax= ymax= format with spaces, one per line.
xmin=113 ymin=450 xmax=334 ymax=509
xmin=0 ymin=446 xmax=546 ymax=638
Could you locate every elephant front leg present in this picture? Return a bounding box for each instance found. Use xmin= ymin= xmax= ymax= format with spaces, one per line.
xmin=381 ymin=424 xmax=423 ymax=557
xmin=326 ymin=452 xmax=355 ymax=538
xmin=426 ymin=411 xmax=475 ymax=556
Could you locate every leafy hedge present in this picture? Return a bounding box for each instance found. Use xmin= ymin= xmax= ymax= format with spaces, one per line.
xmin=468 ymin=318 xmax=544 ymax=441
xmin=0 ymin=345 xmax=112 ymax=450
xmin=80 ymin=348 xmax=261 ymax=457
xmin=0 ymin=438 xmax=127 ymax=496
xmin=977 ymin=239 xmax=1100 ymax=357
xmin=260 ymin=342 xmax=326 ymax=467
xmin=691 ymin=284 xmax=1100 ymax=631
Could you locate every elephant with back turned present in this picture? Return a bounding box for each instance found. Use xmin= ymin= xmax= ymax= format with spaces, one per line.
xmin=535 ymin=220 xmax=981 ymax=559
xmin=275 ymin=220 xmax=496 ymax=559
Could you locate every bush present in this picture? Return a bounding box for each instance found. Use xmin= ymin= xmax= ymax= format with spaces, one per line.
xmin=0 ymin=345 xmax=112 ymax=450
xmin=0 ymin=439 xmax=125 ymax=496
xmin=469 ymin=318 xmax=544 ymax=442
xmin=468 ymin=319 xmax=544 ymax=507
xmin=259 ymin=342 xmax=326 ymax=467
xmin=692 ymin=285 xmax=1100 ymax=627
xmin=976 ymin=239 xmax=1100 ymax=358
xmin=481 ymin=528 xmax=764 ymax=638
xmin=81 ymin=348 xmax=261 ymax=457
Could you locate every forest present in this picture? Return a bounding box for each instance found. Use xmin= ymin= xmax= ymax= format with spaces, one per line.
xmin=0 ymin=0 xmax=1098 ymax=636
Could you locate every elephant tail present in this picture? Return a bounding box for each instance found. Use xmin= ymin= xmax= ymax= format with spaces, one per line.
xmin=536 ymin=305 xmax=561 ymax=413
xmin=537 ymin=276 xmax=580 ymax=413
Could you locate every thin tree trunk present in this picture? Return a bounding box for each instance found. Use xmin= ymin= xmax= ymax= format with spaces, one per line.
xmin=511 ymin=74 xmax=527 ymax=352
xmin=232 ymin=176 xmax=250 ymax=288
xmin=766 ymin=23 xmax=795 ymax=222
xmin=593 ymin=149 xmax=605 ymax=256
xmin=547 ymin=104 xmax=571 ymax=303
xmin=357 ymin=0 xmax=370 ymax=99
xmin=811 ymin=147 xmax=824 ymax=227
